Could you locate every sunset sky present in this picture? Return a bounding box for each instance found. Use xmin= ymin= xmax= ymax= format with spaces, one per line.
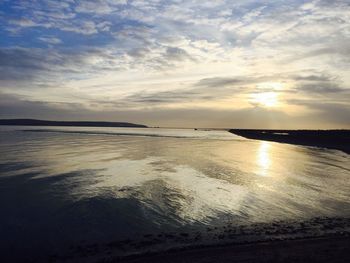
xmin=0 ymin=0 xmax=349 ymax=128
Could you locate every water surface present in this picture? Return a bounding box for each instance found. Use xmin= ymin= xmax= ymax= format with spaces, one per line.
xmin=0 ymin=126 xmax=349 ymax=260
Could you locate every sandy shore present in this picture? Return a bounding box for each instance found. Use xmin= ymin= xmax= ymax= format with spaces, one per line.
xmin=51 ymin=217 xmax=350 ymax=263
xmin=4 ymin=217 xmax=348 ymax=262
xmin=120 ymin=235 xmax=350 ymax=263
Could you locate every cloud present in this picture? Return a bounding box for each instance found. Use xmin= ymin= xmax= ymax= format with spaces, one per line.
xmin=125 ymin=89 xmax=206 ymax=105
xmin=0 ymin=46 xmax=126 ymax=89
xmin=0 ymin=92 xmax=294 ymax=128
xmin=1 ymin=90 xmax=349 ymax=129
xmin=38 ymin=36 xmax=62 ymax=45
xmin=1 ymin=0 xmax=350 ymax=128
xmin=75 ymin=0 xmax=127 ymax=14
xmin=290 ymin=45 xmax=350 ymax=63
xmin=0 ymin=48 xmax=53 ymax=81
xmin=292 ymin=74 xmax=335 ymax=82
xmin=9 ymin=18 xmax=37 ymax=27
xmin=75 ymin=0 xmax=114 ymax=15
xmin=195 ymin=77 xmax=247 ymax=88
xmin=287 ymin=99 xmax=350 ymax=126
xmin=165 ymin=47 xmax=192 ymax=61
xmin=52 ymin=21 xmax=100 ymax=35
xmin=0 ymin=92 xmax=82 ymax=119
xmin=3 ymin=0 xmax=109 ymax=35
xmin=289 ymin=72 xmax=348 ymax=94
xmin=297 ymin=83 xmax=346 ymax=94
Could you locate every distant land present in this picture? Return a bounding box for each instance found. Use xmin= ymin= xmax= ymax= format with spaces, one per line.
xmin=0 ymin=119 xmax=147 ymax=128
xmin=230 ymin=129 xmax=350 ymax=154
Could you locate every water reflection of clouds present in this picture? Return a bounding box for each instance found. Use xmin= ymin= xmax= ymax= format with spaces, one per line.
xmin=1 ymin=128 xmax=350 ymax=227
xmin=90 ymin=158 xmax=249 ymax=225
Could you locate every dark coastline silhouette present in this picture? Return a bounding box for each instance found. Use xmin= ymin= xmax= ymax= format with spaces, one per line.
xmin=229 ymin=129 xmax=350 ymax=154
xmin=0 ymin=119 xmax=147 ymax=128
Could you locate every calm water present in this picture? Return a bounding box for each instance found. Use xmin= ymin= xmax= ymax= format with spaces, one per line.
xmin=0 ymin=126 xmax=349 ymax=260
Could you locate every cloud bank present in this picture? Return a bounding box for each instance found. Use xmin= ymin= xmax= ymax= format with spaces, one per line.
xmin=0 ymin=0 xmax=349 ymax=128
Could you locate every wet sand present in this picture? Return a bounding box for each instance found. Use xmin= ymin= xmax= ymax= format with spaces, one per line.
xmin=120 ymin=235 xmax=350 ymax=263
xmin=52 ymin=217 xmax=350 ymax=262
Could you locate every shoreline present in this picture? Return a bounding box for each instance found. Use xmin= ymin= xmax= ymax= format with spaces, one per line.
xmin=119 ymin=235 xmax=350 ymax=263
xmin=229 ymin=129 xmax=350 ymax=154
xmin=42 ymin=217 xmax=350 ymax=263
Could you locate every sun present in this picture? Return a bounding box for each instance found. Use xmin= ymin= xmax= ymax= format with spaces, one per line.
xmin=251 ymin=92 xmax=278 ymax=107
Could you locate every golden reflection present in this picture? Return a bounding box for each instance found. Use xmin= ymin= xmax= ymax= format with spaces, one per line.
xmin=257 ymin=141 xmax=271 ymax=176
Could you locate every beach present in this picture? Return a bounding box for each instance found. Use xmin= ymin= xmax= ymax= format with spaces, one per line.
xmin=43 ymin=217 xmax=350 ymax=262
xmin=120 ymin=236 xmax=350 ymax=263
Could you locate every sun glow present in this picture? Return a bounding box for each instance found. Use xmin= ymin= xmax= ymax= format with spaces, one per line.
xmin=251 ymin=92 xmax=278 ymax=107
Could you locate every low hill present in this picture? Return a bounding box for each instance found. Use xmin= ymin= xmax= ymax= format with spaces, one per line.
xmin=0 ymin=119 xmax=147 ymax=128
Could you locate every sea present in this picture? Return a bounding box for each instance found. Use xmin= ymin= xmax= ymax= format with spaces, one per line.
xmin=0 ymin=126 xmax=349 ymax=261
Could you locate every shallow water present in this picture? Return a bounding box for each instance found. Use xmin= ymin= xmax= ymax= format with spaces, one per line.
xmin=0 ymin=126 xmax=349 ymax=260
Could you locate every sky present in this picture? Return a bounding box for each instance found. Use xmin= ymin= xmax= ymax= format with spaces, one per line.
xmin=0 ymin=0 xmax=349 ymax=128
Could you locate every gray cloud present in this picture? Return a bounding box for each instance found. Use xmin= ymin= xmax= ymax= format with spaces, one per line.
xmin=126 ymin=90 xmax=204 ymax=105
xmin=0 ymin=48 xmax=54 ymax=81
xmin=0 ymin=47 xmax=123 ymax=85
xmin=164 ymin=47 xmax=192 ymax=61
xmin=288 ymin=99 xmax=350 ymax=125
xmin=0 ymin=93 xmax=81 ymax=119
xmin=293 ymin=45 xmax=350 ymax=62
xmin=2 ymin=91 xmax=349 ymax=129
xmin=296 ymin=83 xmax=346 ymax=94
xmin=289 ymin=72 xmax=347 ymax=94
xmin=127 ymin=47 xmax=150 ymax=58
xmin=292 ymin=74 xmax=335 ymax=82
xmin=0 ymin=92 xmax=290 ymax=128
xmin=195 ymin=77 xmax=247 ymax=88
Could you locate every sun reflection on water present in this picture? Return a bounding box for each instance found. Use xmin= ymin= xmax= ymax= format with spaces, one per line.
xmin=257 ymin=141 xmax=271 ymax=176
xmin=1 ymin=126 xmax=350 ymax=247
